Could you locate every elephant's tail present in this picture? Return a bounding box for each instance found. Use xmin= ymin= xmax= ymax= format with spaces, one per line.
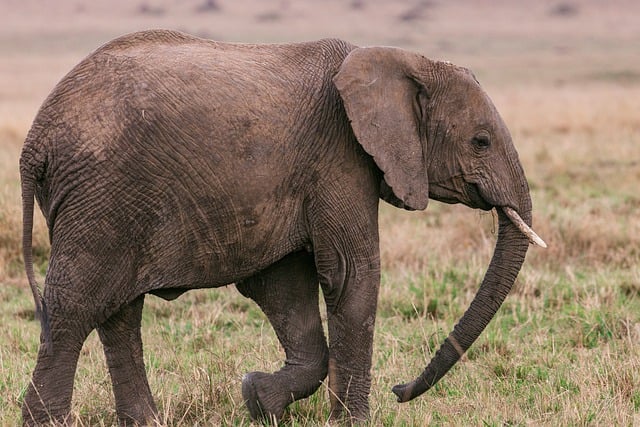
xmin=20 ymin=155 xmax=52 ymax=352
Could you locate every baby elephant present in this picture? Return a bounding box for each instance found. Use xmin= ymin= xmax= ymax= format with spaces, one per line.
xmin=21 ymin=29 xmax=544 ymax=425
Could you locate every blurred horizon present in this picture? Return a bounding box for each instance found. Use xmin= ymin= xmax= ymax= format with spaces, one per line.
xmin=2 ymin=0 xmax=639 ymax=123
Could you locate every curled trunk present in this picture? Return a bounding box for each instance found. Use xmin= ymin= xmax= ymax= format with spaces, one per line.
xmin=392 ymin=201 xmax=532 ymax=402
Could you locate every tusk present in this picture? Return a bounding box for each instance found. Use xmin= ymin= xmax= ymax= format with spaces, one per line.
xmin=502 ymin=207 xmax=548 ymax=248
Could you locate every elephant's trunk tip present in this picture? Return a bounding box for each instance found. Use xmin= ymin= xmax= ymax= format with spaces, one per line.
xmin=502 ymin=207 xmax=547 ymax=248
xmin=391 ymin=378 xmax=431 ymax=403
xmin=391 ymin=383 xmax=413 ymax=403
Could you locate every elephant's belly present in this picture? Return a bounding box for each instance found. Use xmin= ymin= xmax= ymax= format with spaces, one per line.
xmin=139 ymin=206 xmax=307 ymax=293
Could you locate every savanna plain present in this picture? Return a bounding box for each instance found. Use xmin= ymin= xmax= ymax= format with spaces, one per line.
xmin=1 ymin=1 xmax=639 ymax=425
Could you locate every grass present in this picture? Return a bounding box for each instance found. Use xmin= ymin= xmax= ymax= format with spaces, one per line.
xmin=2 ymin=0 xmax=640 ymax=425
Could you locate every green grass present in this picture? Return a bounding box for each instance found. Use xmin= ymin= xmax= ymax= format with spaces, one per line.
xmin=3 ymin=249 xmax=638 ymax=425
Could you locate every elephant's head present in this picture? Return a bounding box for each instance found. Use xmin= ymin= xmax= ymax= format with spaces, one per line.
xmin=333 ymin=47 xmax=546 ymax=401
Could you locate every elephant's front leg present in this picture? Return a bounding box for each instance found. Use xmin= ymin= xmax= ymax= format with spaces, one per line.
xmin=318 ymin=248 xmax=380 ymax=423
xmin=308 ymin=166 xmax=382 ymax=423
xmin=236 ymin=251 xmax=328 ymax=422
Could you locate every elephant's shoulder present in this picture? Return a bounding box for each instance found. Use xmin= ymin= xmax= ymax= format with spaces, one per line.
xmin=280 ymin=38 xmax=357 ymax=63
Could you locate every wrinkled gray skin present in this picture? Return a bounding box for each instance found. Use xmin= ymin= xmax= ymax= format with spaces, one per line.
xmin=21 ymin=30 xmax=533 ymax=425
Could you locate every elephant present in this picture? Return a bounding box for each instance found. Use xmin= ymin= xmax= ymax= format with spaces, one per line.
xmin=20 ymin=29 xmax=545 ymax=425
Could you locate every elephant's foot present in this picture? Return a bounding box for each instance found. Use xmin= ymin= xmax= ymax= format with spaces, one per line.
xmin=242 ymin=371 xmax=291 ymax=422
xmin=115 ymin=402 xmax=159 ymax=427
xmin=22 ymin=398 xmax=72 ymax=427
xmin=242 ymin=362 xmax=327 ymax=422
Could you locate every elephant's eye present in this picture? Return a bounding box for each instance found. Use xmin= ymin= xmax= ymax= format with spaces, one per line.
xmin=471 ymin=134 xmax=491 ymax=150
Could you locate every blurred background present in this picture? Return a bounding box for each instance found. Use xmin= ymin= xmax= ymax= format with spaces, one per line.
xmin=1 ymin=0 xmax=639 ymax=121
xmin=1 ymin=1 xmax=639 ymax=425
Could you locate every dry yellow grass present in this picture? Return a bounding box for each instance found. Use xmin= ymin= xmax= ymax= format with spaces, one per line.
xmin=1 ymin=0 xmax=639 ymax=425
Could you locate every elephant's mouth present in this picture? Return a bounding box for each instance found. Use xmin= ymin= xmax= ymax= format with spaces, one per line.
xmin=465 ymin=183 xmax=493 ymax=211
xmin=470 ymin=185 xmax=547 ymax=247
xmin=434 ymin=182 xmax=547 ymax=248
xmin=428 ymin=181 xmax=490 ymax=209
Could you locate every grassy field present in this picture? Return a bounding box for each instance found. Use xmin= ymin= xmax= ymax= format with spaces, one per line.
xmin=1 ymin=0 xmax=640 ymax=425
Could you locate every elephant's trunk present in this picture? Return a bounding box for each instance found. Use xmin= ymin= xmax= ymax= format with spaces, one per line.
xmin=392 ymin=198 xmax=535 ymax=402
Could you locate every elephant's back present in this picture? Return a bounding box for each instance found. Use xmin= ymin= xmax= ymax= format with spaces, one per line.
xmin=31 ymin=29 xmax=356 ymax=150
xmin=93 ymin=29 xmax=354 ymax=58
xmin=82 ymin=29 xmax=355 ymax=86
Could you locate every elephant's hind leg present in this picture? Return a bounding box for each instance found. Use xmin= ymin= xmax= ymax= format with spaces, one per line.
xmin=236 ymin=251 xmax=328 ymax=422
xmin=97 ymin=295 xmax=158 ymax=426
xmin=22 ymin=285 xmax=93 ymax=425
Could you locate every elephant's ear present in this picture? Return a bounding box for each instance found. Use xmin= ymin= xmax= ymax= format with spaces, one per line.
xmin=334 ymin=47 xmax=429 ymax=211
